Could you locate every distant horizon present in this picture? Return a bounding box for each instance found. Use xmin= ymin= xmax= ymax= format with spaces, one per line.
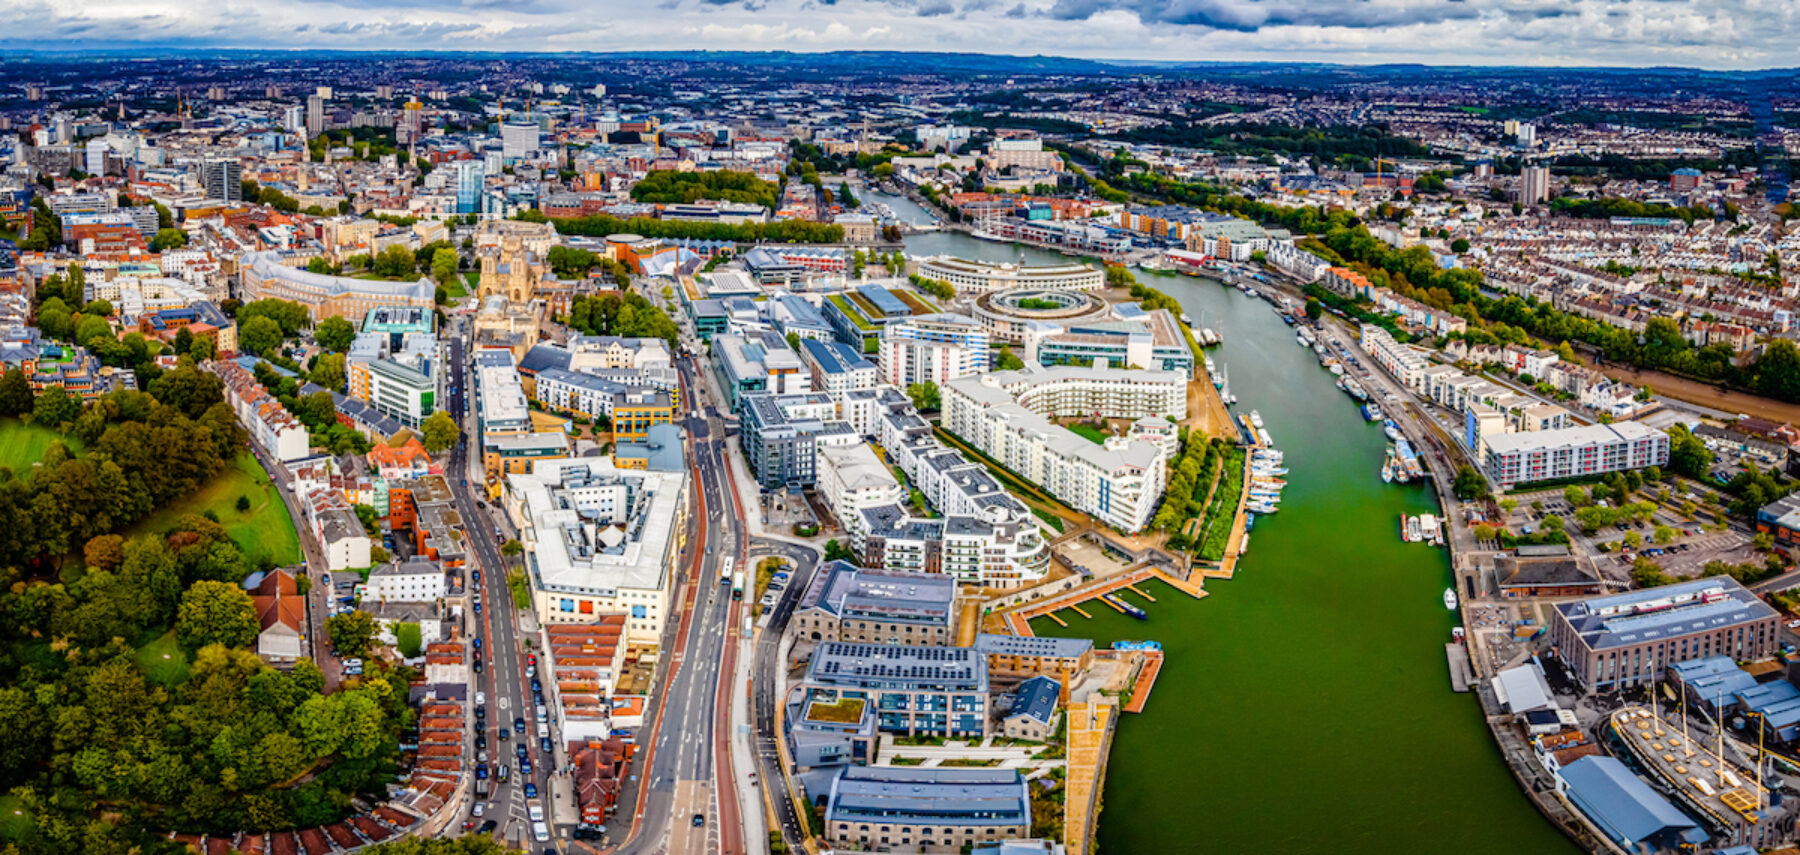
xmin=1 ymin=46 xmax=1797 ymax=77
xmin=7 ymin=0 xmax=1800 ymax=72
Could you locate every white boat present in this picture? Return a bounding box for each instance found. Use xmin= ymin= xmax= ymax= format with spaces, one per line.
xmin=1443 ymin=587 xmax=1459 ymax=611
xmin=1249 ymin=411 xmax=1265 ymax=429
xmin=1180 ymin=312 xmax=1193 ymax=326
xmin=1406 ymin=516 xmax=1422 ymax=543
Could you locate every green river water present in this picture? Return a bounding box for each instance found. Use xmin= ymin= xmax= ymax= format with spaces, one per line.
xmin=894 ymin=220 xmax=1581 ymax=854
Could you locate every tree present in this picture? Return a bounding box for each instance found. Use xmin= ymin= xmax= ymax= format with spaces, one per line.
xmin=1666 ymin=423 xmax=1714 ymax=480
xmin=1653 ymin=525 xmax=1676 ymax=545
xmin=786 ymin=331 xmax=802 ymax=352
xmin=1564 ymin=485 xmax=1589 ymax=508
xmin=418 ymin=411 xmax=461 ymax=453
xmin=1755 ymin=532 xmax=1776 ymax=552
xmin=996 ymin=346 xmax=1025 ymax=371
xmin=315 ymin=316 xmax=357 ymax=352
xmin=84 ymin=534 xmax=125 ymax=570
xmin=327 ymin=610 xmax=378 ymax=659
xmin=1304 ymin=297 xmax=1324 ymax=321
xmin=75 ymin=314 xmax=111 ymax=348
xmin=431 ymin=248 xmax=459 ymax=285
xmin=0 ymin=368 xmax=34 ymax=416
xmin=1451 ymin=465 xmax=1489 ymax=499
xmin=501 ymin=539 xmax=523 ymax=557
xmin=149 ymin=228 xmax=189 ymax=251
xmin=311 ymin=352 xmax=347 ymax=392
xmin=823 ymin=539 xmax=856 ymax=562
xmin=1450 ymin=238 xmax=1470 ymax=254
xmin=907 ymin=381 xmax=941 ymax=413
xmin=176 ymin=579 xmax=260 ymax=652
xmin=372 ymin=244 xmax=417 ymax=279
xmin=31 ymin=384 xmax=79 ymax=429
xmin=190 ymin=334 xmax=217 ymax=361
xmin=240 ymin=316 xmax=283 ymax=356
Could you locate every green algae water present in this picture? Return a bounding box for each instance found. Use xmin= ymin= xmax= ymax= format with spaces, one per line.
xmin=897 ymin=226 xmax=1580 ymax=854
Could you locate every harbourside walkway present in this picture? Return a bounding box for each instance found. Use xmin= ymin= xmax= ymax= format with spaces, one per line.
xmin=1004 ymin=567 xmax=1206 ymax=638
xmin=1064 ymin=698 xmax=1118 ymax=855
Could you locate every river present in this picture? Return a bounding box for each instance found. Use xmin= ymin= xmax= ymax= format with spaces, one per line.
xmin=885 ymin=201 xmax=1579 ymax=855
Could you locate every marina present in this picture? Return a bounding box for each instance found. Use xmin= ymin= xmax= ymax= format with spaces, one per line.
xmin=903 ymin=227 xmax=1577 ymax=855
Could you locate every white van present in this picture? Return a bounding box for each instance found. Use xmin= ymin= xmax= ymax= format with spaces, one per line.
xmin=536 ymin=704 xmax=548 ymax=723
xmin=532 ymin=821 xmax=550 ymax=842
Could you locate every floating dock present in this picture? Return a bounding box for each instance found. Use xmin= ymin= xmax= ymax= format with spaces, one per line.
xmin=1446 ymin=643 xmax=1473 ymax=692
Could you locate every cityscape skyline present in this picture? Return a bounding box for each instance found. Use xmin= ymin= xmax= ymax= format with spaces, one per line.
xmin=7 ymin=0 xmax=1800 ymax=70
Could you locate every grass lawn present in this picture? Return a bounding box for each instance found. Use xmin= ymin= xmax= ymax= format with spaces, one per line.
xmin=453 ymin=272 xmax=477 ymax=300
xmin=0 ymin=794 xmax=34 ymax=843
xmin=1069 ymin=423 xmax=1109 ymax=445
xmin=135 ymin=631 xmax=190 ymax=686
xmin=0 ymin=417 xmax=84 ymax=473
xmin=127 ymin=453 xmax=301 ymax=570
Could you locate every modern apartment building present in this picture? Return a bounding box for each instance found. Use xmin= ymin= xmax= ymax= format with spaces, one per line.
xmin=915 ymin=256 xmax=1102 ymax=295
xmin=802 ymin=337 xmax=879 ymax=405
xmin=878 ymin=313 xmax=990 ymax=388
xmin=505 ymin=459 xmax=689 ymax=643
xmin=738 ymin=391 xmax=856 ymax=489
xmin=1549 ymin=577 xmax=1779 ymax=692
xmin=713 ymin=330 xmax=812 ymax=411
xmin=1480 ymin=422 xmax=1669 ymax=489
xmin=801 ymin=642 xmax=989 ymax=738
xmin=940 ymin=366 xmax=1180 ymax=532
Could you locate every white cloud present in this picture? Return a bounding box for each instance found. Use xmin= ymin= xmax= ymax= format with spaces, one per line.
xmin=6 ymin=0 xmax=1800 ymax=68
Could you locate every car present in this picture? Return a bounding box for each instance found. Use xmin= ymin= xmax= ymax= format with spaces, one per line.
xmin=474 ymin=601 xmax=482 ymax=614
xmin=534 ymin=692 xmax=545 ymax=707
xmin=475 ymin=734 xmax=487 ymax=750
xmin=520 ymin=758 xmax=532 ymax=775
xmin=498 ymin=764 xmax=510 ymax=783
xmin=476 ymin=765 xmax=488 ymax=780
xmin=1786 ymin=619 xmax=1800 ymax=629
xmin=476 ymin=691 xmax=487 ymax=706
xmin=478 ymin=820 xmax=498 ymax=834
xmin=472 ymin=802 xmax=485 ymax=818
xmin=527 ymin=654 xmax=536 ymax=666
xmin=526 ymin=664 xmax=536 ymax=678
xmin=500 ymin=727 xmax=510 ymax=740
xmin=516 ymin=717 xmax=527 ymax=732
xmin=573 ymin=827 xmax=605 ymax=840
xmin=478 ymin=749 xmax=488 ymax=763
xmin=692 ymin=814 xmax=705 ymax=827
xmin=473 ymin=659 xmax=484 ymax=674
xmin=531 ymin=679 xmax=542 ymax=693
xmin=541 ymin=737 xmax=553 ymax=753
xmin=524 ymin=782 xmax=538 ymax=798
xmin=476 ymin=705 xmax=487 ymax=720
xmin=473 ymin=636 xmax=483 ymax=650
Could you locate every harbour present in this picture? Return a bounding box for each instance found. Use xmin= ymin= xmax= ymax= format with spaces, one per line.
xmin=897 ymin=220 xmax=1579 ymax=855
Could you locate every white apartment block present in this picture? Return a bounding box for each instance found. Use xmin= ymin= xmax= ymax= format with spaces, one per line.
xmin=1481 ymin=422 xmax=1670 ymax=489
xmin=816 ymin=443 xmax=905 ymax=543
xmin=506 ymin=459 xmax=688 ymax=643
xmin=878 ymin=313 xmax=990 ymax=388
xmin=915 ymin=256 xmax=1104 ymax=295
xmin=364 ymin=559 xmax=447 ymax=603
xmin=941 ymin=366 xmax=1182 ymax=533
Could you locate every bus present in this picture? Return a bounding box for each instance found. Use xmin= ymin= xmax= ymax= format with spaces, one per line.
xmin=719 ymin=556 xmax=735 ymax=585
xmin=731 ymin=570 xmax=745 ymax=600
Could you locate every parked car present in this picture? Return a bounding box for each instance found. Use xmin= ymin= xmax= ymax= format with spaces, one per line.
xmin=524 ymin=783 xmax=538 ymax=798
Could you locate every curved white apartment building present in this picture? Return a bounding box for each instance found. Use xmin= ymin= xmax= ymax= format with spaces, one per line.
xmin=241 ymin=251 xmax=436 ymax=321
xmin=941 ymin=365 xmax=1184 ymax=533
xmin=916 ymin=256 xmax=1105 ymax=295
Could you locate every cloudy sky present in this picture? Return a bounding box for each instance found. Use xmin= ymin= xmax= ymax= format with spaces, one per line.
xmin=5 ymin=0 xmax=1796 ymax=69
